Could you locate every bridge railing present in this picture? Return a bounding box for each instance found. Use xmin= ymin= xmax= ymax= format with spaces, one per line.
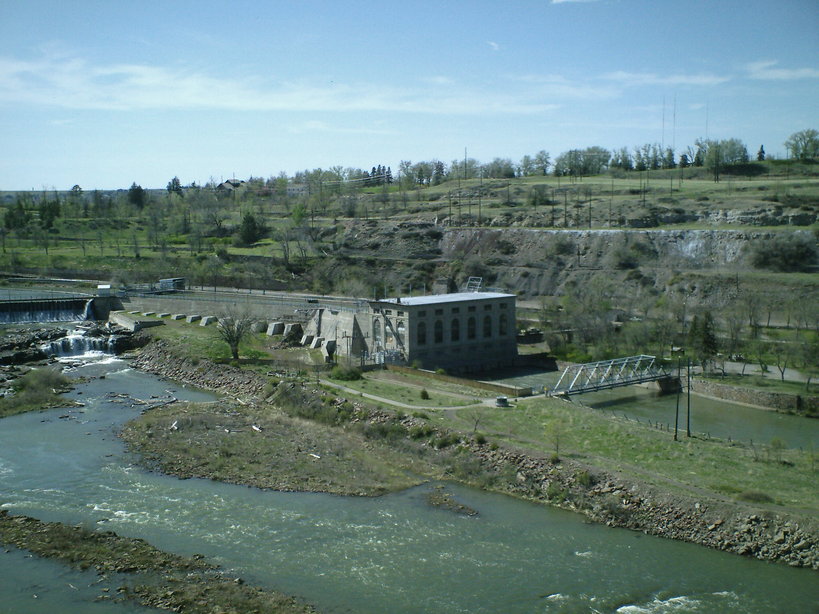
xmin=550 ymin=354 xmax=670 ymax=396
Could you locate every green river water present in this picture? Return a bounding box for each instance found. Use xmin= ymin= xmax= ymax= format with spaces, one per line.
xmin=1 ymin=356 xmax=816 ymax=613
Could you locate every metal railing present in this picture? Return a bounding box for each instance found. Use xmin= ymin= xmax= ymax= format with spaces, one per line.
xmin=550 ymin=354 xmax=670 ymax=396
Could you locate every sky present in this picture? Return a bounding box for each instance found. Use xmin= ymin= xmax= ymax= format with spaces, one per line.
xmin=1 ymin=0 xmax=817 ymax=190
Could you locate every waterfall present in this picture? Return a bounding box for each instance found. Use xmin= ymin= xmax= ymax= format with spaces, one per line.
xmin=41 ymin=332 xmax=118 ymax=357
xmin=0 ymin=298 xmax=94 ymax=324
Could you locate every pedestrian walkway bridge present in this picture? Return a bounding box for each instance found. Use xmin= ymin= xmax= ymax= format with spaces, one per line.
xmin=549 ymin=354 xmax=674 ymax=397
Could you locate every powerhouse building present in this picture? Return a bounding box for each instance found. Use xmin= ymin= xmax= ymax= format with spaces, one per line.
xmin=305 ymin=291 xmax=517 ymax=372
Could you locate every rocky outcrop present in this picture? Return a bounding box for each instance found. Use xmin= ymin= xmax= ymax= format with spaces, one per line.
xmin=130 ymin=340 xmax=267 ymax=397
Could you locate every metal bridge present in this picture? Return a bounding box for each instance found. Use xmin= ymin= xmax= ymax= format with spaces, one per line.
xmin=549 ymin=354 xmax=673 ymax=396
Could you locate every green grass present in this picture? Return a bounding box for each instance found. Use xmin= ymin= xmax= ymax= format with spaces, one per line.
xmin=428 ymin=396 xmax=817 ymax=512
xmin=703 ymin=373 xmax=814 ymax=396
xmin=329 ymin=372 xmax=481 ymax=408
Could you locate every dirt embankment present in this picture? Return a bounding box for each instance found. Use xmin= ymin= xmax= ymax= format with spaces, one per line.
xmin=129 ymin=341 xmax=818 ymax=569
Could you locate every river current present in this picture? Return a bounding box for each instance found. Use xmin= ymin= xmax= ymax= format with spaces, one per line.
xmin=1 ymin=356 xmax=817 ymax=613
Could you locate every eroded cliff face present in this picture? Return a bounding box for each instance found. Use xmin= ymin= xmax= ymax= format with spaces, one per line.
xmin=439 ymin=228 xmax=816 ymax=299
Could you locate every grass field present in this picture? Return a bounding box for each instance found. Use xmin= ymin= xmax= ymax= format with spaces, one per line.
xmin=430 ymin=395 xmax=817 ymax=513
xmin=135 ymin=321 xmax=817 ymax=515
xmin=328 ymin=370 xmax=484 ymax=408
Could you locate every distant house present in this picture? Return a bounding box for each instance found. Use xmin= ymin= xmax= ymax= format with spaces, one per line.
xmin=286 ymin=183 xmax=308 ymax=197
xmin=217 ymin=179 xmax=246 ymax=192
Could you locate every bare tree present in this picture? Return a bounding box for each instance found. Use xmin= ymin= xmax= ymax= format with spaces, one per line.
xmin=217 ymin=307 xmax=255 ymax=360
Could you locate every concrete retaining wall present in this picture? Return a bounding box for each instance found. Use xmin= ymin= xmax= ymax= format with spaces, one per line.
xmin=693 ymin=377 xmax=818 ymax=414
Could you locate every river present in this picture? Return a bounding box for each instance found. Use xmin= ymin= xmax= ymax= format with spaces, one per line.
xmin=1 ymin=355 xmax=817 ymax=613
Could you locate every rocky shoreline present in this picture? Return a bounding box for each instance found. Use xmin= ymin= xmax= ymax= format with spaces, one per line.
xmin=128 ymin=340 xmax=818 ymax=570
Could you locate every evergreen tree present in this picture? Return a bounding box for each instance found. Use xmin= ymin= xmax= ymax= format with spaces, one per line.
xmin=432 ymin=160 xmax=446 ymax=185
xmin=127 ymin=183 xmax=147 ymax=209
xmin=236 ymin=212 xmax=267 ymax=246
xmin=757 ymin=145 xmax=765 ymax=161
xmin=663 ymin=147 xmax=676 ymax=169
xmin=166 ymin=176 xmax=183 ymax=196
xmin=688 ymin=311 xmax=718 ymax=370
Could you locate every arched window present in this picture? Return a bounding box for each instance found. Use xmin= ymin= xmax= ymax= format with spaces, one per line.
xmin=451 ymin=318 xmax=460 ymax=342
xmin=467 ymin=317 xmax=476 ymax=340
xmin=373 ymin=319 xmax=382 ymax=346
xmin=434 ymin=320 xmax=443 ymax=343
xmin=396 ymin=321 xmax=405 ymax=344
xmin=417 ymin=321 xmax=427 ymax=345
xmin=483 ymin=315 xmax=492 ymax=337
xmin=499 ymin=313 xmax=508 ymax=336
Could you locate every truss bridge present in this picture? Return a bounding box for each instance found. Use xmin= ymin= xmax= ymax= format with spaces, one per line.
xmin=549 ymin=354 xmax=675 ymax=397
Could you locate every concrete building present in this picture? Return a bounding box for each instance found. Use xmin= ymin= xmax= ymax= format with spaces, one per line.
xmin=306 ymin=291 xmax=517 ymax=372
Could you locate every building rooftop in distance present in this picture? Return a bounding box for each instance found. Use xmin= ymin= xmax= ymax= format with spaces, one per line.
xmin=376 ymin=292 xmax=515 ymax=306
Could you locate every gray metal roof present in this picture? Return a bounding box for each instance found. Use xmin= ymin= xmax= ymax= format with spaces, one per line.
xmin=376 ymin=292 xmax=515 ymax=307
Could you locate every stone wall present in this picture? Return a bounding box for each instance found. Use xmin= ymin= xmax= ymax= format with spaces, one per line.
xmin=693 ymin=378 xmax=818 ymax=414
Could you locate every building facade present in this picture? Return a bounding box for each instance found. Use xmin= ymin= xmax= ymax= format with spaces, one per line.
xmin=367 ymin=291 xmax=517 ymax=372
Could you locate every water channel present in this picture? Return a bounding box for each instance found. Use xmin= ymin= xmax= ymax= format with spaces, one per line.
xmin=1 ymin=355 xmax=817 ymax=613
xmin=500 ymin=371 xmax=818 ymax=450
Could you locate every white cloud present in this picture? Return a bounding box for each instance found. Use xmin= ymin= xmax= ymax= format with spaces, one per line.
xmin=286 ymin=120 xmax=394 ymax=136
xmin=745 ymin=60 xmax=819 ymax=80
xmin=0 ymin=53 xmax=555 ymax=116
xmin=551 ymin=0 xmax=601 ymax=4
xmin=602 ymin=71 xmax=730 ymax=87
xmin=487 ymin=41 xmax=500 ymax=51
xmin=512 ymin=73 xmax=619 ymax=100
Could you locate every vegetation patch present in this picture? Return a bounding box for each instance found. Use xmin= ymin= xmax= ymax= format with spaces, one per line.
xmin=120 ymin=395 xmax=424 ymax=496
xmin=0 ymin=510 xmax=315 ymax=614
xmin=0 ymin=367 xmax=76 ymax=418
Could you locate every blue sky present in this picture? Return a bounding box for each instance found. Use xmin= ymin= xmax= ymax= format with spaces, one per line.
xmin=1 ymin=0 xmax=817 ymax=190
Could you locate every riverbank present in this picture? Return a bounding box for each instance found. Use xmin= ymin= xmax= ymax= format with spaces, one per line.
xmin=125 ymin=339 xmax=818 ymax=569
xmin=0 ymin=510 xmax=316 ymax=613
xmin=694 ymin=376 xmax=818 ymax=416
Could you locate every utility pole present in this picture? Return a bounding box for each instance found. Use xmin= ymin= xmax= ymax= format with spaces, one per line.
xmin=686 ymin=358 xmax=692 ymax=437
xmin=674 ymin=358 xmax=681 ymax=441
xmin=609 ymin=175 xmax=613 ymax=228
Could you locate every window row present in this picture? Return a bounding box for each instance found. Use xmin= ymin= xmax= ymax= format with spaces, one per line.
xmin=416 ymin=314 xmax=509 ymax=345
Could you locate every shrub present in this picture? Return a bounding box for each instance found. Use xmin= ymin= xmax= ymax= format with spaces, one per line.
xmin=13 ymin=367 xmax=70 ymax=393
xmin=409 ymin=425 xmax=434 ymax=440
xmin=575 ymin=470 xmax=593 ymax=487
xmin=433 ymin=433 xmax=459 ymax=449
xmin=363 ymin=422 xmax=407 ymax=441
xmin=420 ymin=388 xmax=430 ymax=400
xmin=546 ymin=482 xmax=567 ymax=503
xmin=330 ymin=365 xmax=362 ymax=381
xmin=737 ymin=491 xmax=774 ymax=504
xmin=750 ymin=234 xmax=817 ymax=272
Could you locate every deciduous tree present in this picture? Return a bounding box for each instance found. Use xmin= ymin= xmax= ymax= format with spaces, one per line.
xmin=784 ymin=128 xmax=819 ymax=160
xmin=216 ymin=308 xmax=254 ymax=360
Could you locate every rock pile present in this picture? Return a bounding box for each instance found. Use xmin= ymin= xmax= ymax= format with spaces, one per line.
xmin=131 ymin=340 xmax=267 ymax=397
